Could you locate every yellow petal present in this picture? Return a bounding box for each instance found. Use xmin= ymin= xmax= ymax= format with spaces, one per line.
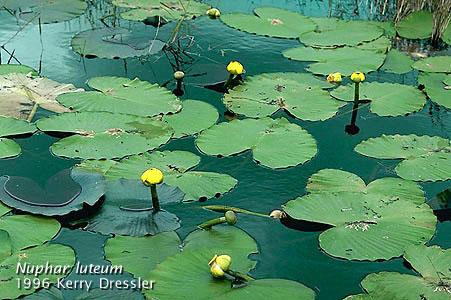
xmin=141 ymin=168 xmax=164 ymax=186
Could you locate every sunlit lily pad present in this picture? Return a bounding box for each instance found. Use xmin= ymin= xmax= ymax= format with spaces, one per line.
xmin=330 ymin=82 xmax=426 ymax=116
xmin=78 ymin=150 xmax=237 ymax=201
xmin=0 ymin=116 xmax=36 ymax=159
xmin=56 ymin=76 xmax=182 ymax=116
xmin=395 ymin=11 xmax=433 ymax=39
xmin=412 ymin=56 xmax=451 ymax=73
xmin=355 ymin=134 xmax=451 ymax=182
xmin=283 ymin=169 xmax=436 ymax=261
xmin=381 ymin=49 xmax=414 ymax=74
xmin=196 ymin=118 xmax=317 ymax=169
xmin=71 ymin=27 xmax=165 ymax=59
xmin=0 ymin=0 xmax=87 ymax=24
xmin=283 ymin=46 xmax=386 ymax=75
xmin=37 ymin=112 xmax=174 ymax=159
xmin=223 ymin=72 xmax=344 ymax=121
xmin=418 ymin=72 xmax=450 ymax=109
xmin=221 ymin=7 xmax=316 ymax=39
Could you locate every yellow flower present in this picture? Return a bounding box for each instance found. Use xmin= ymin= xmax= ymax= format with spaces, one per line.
xmin=173 ymin=71 xmax=185 ymax=80
xmin=215 ymin=255 xmax=232 ymax=271
xmin=350 ymin=72 xmax=365 ymax=83
xmin=141 ymin=168 xmax=164 ymax=186
xmin=226 ymin=61 xmax=245 ymax=76
xmin=207 ymin=8 xmax=220 ymax=18
xmin=210 ymin=263 xmax=225 ymax=278
xmin=327 ymin=72 xmax=342 ymax=83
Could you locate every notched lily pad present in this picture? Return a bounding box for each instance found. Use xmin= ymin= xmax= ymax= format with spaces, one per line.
xmin=0 ymin=116 xmax=36 ymax=159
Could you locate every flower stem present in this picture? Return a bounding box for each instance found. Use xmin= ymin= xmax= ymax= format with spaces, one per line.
xmin=150 ymin=184 xmax=160 ymax=212
xmin=225 ymin=270 xmax=254 ymax=282
xmin=350 ymin=82 xmax=360 ymax=125
xmin=202 ymin=205 xmax=270 ymax=218
xmin=198 ymin=217 xmax=226 ymax=230
xmin=224 ymin=74 xmax=234 ymax=89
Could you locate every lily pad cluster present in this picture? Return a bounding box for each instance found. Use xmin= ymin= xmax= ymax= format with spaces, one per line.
xmin=283 ymin=169 xmax=436 ymax=261
xmin=0 ymin=116 xmax=36 ymax=159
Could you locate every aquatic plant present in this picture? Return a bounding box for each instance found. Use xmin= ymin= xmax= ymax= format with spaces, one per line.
xmin=141 ymin=168 xmax=164 ymax=211
xmin=198 ymin=210 xmax=237 ymax=230
xmin=0 ymin=116 xmax=35 ymax=159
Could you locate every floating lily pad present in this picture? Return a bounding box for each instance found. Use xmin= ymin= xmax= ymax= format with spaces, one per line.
xmin=418 ymin=72 xmax=450 ymax=109
xmin=21 ymin=287 xmax=64 ymax=300
xmin=196 ymin=118 xmax=317 ymax=169
xmin=221 ymin=7 xmax=316 ymax=39
xmin=0 ymin=230 xmax=11 ymax=261
xmin=76 ymin=289 xmax=145 ymax=300
xmin=0 ymin=0 xmax=87 ymax=24
xmin=283 ymin=46 xmax=386 ymax=76
xmin=71 ymin=27 xmax=165 ymax=59
xmin=0 ymin=64 xmax=37 ymax=76
xmin=299 ymin=19 xmax=383 ymax=47
xmin=0 ymin=168 xmax=105 ymax=216
xmin=396 ymin=11 xmax=433 ymax=39
xmin=223 ymin=72 xmax=344 ymax=121
xmin=56 ymin=76 xmax=182 ymax=117
xmin=443 ymin=24 xmax=451 ymax=44
xmin=355 ymin=134 xmax=451 ymax=182
xmin=70 ymin=179 xmax=184 ymax=236
xmin=356 ymin=36 xmax=391 ymax=53
xmin=283 ymin=169 xmax=436 ymax=261
xmin=112 ymin=0 xmax=209 ymax=23
xmin=330 ymin=82 xmax=426 ymax=116
xmin=0 ymin=116 xmax=36 ymax=159
xmin=412 ymin=56 xmax=451 ymax=73
xmin=0 ymin=72 xmax=80 ymax=120
xmin=0 ymin=203 xmax=10 ymax=217
xmin=79 ymin=150 xmax=237 ymax=201
xmin=37 ymin=112 xmax=174 ymax=159
xmin=381 ymin=49 xmax=414 ymax=74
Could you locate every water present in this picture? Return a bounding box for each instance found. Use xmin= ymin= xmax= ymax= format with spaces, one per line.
xmin=0 ymin=1 xmax=449 ymax=299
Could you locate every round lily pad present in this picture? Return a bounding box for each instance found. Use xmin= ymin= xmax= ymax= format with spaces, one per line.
xmin=221 ymin=7 xmax=316 ymax=39
xmin=396 ymin=10 xmax=433 ymax=39
xmin=418 ymin=72 xmax=450 ymax=109
xmin=0 ymin=116 xmax=36 ymax=159
xmin=196 ymin=118 xmax=318 ymax=169
xmin=223 ymin=72 xmax=344 ymax=121
xmin=412 ymin=56 xmax=451 ymax=73
xmin=330 ymin=82 xmax=426 ymax=116
xmin=56 ymin=76 xmax=182 ymax=117
xmin=71 ymin=27 xmax=165 ymax=59
xmin=283 ymin=46 xmax=386 ymax=76
xmin=355 ymin=134 xmax=451 ymax=182
xmin=283 ymin=169 xmax=436 ymax=261
xmin=381 ymin=49 xmax=414 ymax=74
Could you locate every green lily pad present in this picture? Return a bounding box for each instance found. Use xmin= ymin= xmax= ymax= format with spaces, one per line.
xmin=196 ymin=118 xmax=317 ymax=169
xmin=355 ymin=134 xmax=451 ymax=182
xmin=71 ymin=27 xmax=165 ymax=59
xmin=0 ymin=72 xmax=80 ymax=120
xmin=21 ymin=286 xmax=64 ymax=300
xmin=56 ymin=76 xmax=182 ymax=117
xmin=0 ymin=0 xmax=87 ymax=24
xmin=79 ymin=150 xmax=237 ymax=201
xmin=412 ymin=56 xmax=451 ymax=73
xmin=0 ymin=116 xmax=36 ymax=159
xmin=37 ymin=112 xmax=174 ymax=159
xmin=0 ymin=64 xmax=37 ymax=76
xmin=418 ymin=72 xmax=450 ymax=109
xmin=221 ymin=7 xmax=316 ymax=39
xmin=396 ymin=11 xmax=433 ymax=39
xmin=283 ymin=169 xmax=436 ymax=261
xmin=283 ymin=46 xmax=386 ymax=76
xmin=112 ymin=0 xmax=209 ymax=23
xmin=223 ymin=72 xmax=344 ymax=121
xmin=443 ymin=24 xmax=451 ymax=44
xmin=0 ymin=203 xmax=10 ymax=217
xmin=356 ymin=36 xmax=391 ymax=53
xmin=381 ymin=49 xmax=414 ymax=74
xmin=330 ymin=82 xmax=426 ymax=116
xmin=0 ymin=230 xmax=11 ymax=261
xmin=299 ymin=19 xmax=383 ymax=47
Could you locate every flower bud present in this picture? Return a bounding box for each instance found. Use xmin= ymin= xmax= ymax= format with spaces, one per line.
xmin=215 ymin=255 xmax=232 ymax=271
xmin=174 ymin=71 xmax=185 ymax=80
xmin=226 ymin=61 xmax=245 ymax=76
xmin=351 ymin=72 xmax=365 ymax=83
xmin=141 ymin=168 xmax=164 ymax=186
xmin=224 ymin=211 xmax=237 ymax=225
xmin=326 ymin=72 xmax=342 ymax=84
xmin=210 ymin=262 xmax=225 ymax=278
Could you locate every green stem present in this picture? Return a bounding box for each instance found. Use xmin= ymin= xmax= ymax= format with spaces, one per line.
xmin=354 ymin=82 xmax=360 ymax=103
xmin=150 ymin=184 xmax=160 ymax=212
xmin=224 ymin=74 xmax=234 ymax=88
xmin=203 ymin=205 xmax=270 ymax=218
xmin=27 ymin=102 xmax=39 ymax=122
xmin=350 ymin=82 xmax=360 ymax=125
xmin=198 ymin=217 xmax=226 ymax=230
xmin=225 ymin=270 xmax=254 ymax=282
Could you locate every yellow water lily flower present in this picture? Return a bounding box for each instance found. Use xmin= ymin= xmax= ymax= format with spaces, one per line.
xmin=210 ymin=262 xmax=225 ymax=278
xmin=141 ymin=168 xmax=164 ymax=186
xmin=226 ymin=61 xmax=245 ymax=76
xmin=351 ymin=72 xmax=365 ymax=83
xmin=215 ymin=255 xmax=232 ymax=271
xmin=173 ymin=71 xmax=185 ymax=80
xmin=207 ymin=8 xmax=220 ymax=18
xmin=327 ymin=72 xmax=342 ymax=83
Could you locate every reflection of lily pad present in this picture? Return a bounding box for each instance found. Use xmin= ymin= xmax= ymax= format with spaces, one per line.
xmin=355 ymin=134 xmax=451 ymax=182
xmin=56 ymin=76 xmax=182 ymax=117
xmin=223 ymin=72 xmax=344 ymax=121
xmin=0 ymin=116 xmax=36 ymax=159
xmin=71 ymin=27 xmax=165 ymax=59
xmin=412 ymin=56 xmax=451 ymax=73
xmin=196 ymin=118 xmax=317 ymax=169
xmin=418 ymin=72 xmax=450 ymax=109
xmin=221 ymin=7 xmax=316 ymax=39
xmin=0 ymin=168 xmax=105 ymax=216
xmin=71 ymin=179 xmax=184 ymax=236
xmin=283 ymin=46 xmax=386 ymax=76
xmin=330 ymin=82 xmax=426 ymax=116
xmin=381 ymin=49 xmax=414 ymax=74
xmin=396 ymin=11 xmax=433 ymax=39
xmin=283 ymin=169 xmax=436 ymax=261
xmin=79 ymin=150 xmax=237 ymax=202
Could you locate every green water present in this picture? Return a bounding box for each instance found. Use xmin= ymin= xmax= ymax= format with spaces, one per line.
xmin=0 ymin=1 xmax=449 ymax=299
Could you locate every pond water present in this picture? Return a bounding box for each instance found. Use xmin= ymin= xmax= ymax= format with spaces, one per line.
xmin=0 ymin=1 xmax=449 ymax=299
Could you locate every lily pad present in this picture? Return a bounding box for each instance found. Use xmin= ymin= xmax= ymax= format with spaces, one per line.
xmin=0 ymin=64 xmax=37 ymax=76
xmin=37 ymin=111 xmax=174 ymax=159
xmin=443 ymin=24 xmax=451 ymax=44
xmin=196 ymin=118 xmax=317 ymax=169
xmin=412 ymin=56 xmax=451 ymax=73
xmin=71 ymin=27 xmax=165 ymax=59
xmin=330 ymin=82 xmax=426 ymax=116
xmin=223 ymin=72 xmax=344 ymax=121
xmin=0 ymin=0 xmax=87 ymax=24
xmin=283 ymin=169 xmax=436 ymax=261
xmin=381 ymin=49 xmax=414 ymax=74
xmin=56 ymin=76 xmax=182 ymax=117
xmin=356 ymin=36 xmax=391 ymax=53
xmin=0 ymin=203 xmax=10 ymax=217
xmin=0 ymin=72 xmax=81 ymax=120
xmin=283 ymin=46 xmax=386 ymax=76
xmin=355 ymin=134 xmax=451 ymax=182
xmin=0 ymin=116 xmax=36 ymax=159
xmin=396 ymin=11 xmax=433 ymax=39
xmin=221 ymin=7 xmax=316 ymax=39
xmin=418 ymin=72 xmax=450 ymax=109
